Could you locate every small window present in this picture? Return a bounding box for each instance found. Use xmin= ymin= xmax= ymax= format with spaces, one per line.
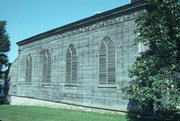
xmin=66 ymin=44 xmax=77 ymax=85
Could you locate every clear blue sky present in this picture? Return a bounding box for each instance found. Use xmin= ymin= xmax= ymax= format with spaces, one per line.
xmin=0 ymin=0 xmax=129 ymax=63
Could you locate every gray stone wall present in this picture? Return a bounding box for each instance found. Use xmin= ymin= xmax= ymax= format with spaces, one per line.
xmin=9 ymin=58 xmax=18 ymax=95
xmin=9 ymin=8 xmax=143 ymax=111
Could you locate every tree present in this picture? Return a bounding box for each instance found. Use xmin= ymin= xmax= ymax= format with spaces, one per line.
xmin=0 ymin=21 xmax=10 ymax=104
xmin=122 ymin=0 xmax=180 ymax=117
xmin=0 ymin=21 xmax=10 ymax=78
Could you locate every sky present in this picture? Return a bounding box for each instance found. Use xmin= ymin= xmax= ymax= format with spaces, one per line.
xmin=0 ymin=0 xmax=129 ymax=63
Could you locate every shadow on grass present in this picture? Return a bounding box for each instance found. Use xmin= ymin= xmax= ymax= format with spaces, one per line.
xmin=125 ymin=114 xmax=180 ymax=121
xmin=125 ymin=99 xmax=180 ymax=121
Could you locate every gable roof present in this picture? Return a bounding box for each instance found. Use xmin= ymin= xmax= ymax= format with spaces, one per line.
xmin=17 ymin=1 xmax=147 ymax=46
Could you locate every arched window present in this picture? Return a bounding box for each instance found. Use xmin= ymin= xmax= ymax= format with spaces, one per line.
xmin=99 ymin=37 xmax=116 ymax=85
xmin=42 ymin=49 xmax=51 ymax=84
xmin=66 ymin=44 xmax=77 ymax=84
xmin=25 ymin=54 xmax=32 ymax=84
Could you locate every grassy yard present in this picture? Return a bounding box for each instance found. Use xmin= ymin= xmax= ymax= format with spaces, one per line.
xmin=0 ymin=105 xmax=178 ymax=121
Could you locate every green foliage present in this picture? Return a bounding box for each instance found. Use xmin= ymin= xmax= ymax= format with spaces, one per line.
xmin=122 ymin=0 xmax=180 ymax=116
xmin=0 ymin=21 xmax=10 ymax=105
xmin=0 ymin=21 xmax=10 ymax=77
xmin=0 ymin=21 xmax=10 ymax=53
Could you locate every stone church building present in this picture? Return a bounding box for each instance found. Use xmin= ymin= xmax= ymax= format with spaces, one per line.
xmin=9 ymin=0 xmax=147 ymax=112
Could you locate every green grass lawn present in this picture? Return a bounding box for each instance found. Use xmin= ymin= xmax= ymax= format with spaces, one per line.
xmin=0 ymin=105 xmax=178 ymax=121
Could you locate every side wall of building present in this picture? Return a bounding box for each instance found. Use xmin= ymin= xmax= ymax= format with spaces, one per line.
xmin=9 ymin=58 xmax=18 ymax=95
xmin=10 ymin=11 xmax=140 ymax=111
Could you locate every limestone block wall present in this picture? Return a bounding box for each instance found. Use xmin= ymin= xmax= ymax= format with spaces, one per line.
xmin=9 ymin=58 xmax=18 ymax=94
xmin=9 ymin=1 xmax=147 ymax=111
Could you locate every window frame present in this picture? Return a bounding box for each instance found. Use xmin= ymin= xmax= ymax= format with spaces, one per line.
xmin=99 ymin=37 xmax=116 ymax=86
xmin=65 ymin=44 xmax=78 ymax=86
xmin=41 ymin=49 xmax=51 ymax=87
xmin=25 ymin=54 xmax=32 ymax=85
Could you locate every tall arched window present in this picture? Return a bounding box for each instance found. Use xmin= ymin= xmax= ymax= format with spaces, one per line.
xmin=25 ymin=54 xmax=32 ymax=84
xmin=42 ymin=49 xmax=51 ymax=84
xmin=99 ymin=37 xmax=116 ymax=85
xmin=66 ymin=44 xmax=77 ymax=84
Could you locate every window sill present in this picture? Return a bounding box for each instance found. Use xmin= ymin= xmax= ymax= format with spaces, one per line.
xmin=98 ymin=85 xmax=117 ymax=88
xmin=41 ymin=83 xmax=51 ymax=87
xmin=24 ymin=83 xmax=31 ymax=86
xmin=64 ymin=84 xmax=78 ymax=87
